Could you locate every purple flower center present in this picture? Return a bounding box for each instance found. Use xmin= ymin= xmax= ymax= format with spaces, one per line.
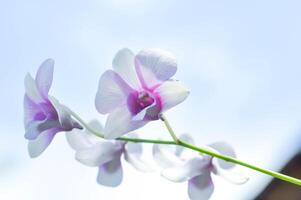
xmin=128 ymin=91 xmax=155 ymax=115
xmin=137 ymin=91 xmax=154 ymax=108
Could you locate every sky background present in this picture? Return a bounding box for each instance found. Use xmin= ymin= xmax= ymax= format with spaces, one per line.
xmin=1 ymin=0 xmax=301 ymax=199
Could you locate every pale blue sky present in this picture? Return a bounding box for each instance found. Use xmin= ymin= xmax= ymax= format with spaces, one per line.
xmin=1 ymin=0 xmax=301 ymax=199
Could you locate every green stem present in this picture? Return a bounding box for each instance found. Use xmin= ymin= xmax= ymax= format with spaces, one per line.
xmin=118 ymin=137 xmax=301 ymax=186
xmin=69 ymin=109 xmax=104 ymax=138
xmin=70 ymin=111 xmax=301 ymax=187
xmin=160 ymin=114 xmax=179 ymax=143
xmin=179 ymin=140 xmax=301 ymax=186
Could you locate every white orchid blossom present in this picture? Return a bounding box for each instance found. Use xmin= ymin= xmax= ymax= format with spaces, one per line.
xmin=95 ymin=48 xmax=189 ymax=139
xmin=153 ymin=134 xmax=248 ymax=200
xmin=66 ymin=120 xmax=151 ymax=187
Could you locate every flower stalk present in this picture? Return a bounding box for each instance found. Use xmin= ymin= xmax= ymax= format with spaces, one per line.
xmin=69 ymin=109 xmax=104 ymax=138
xmin=160 ymin=114 xmax=180 ymax=144
xmin=25 ymin=50 xmax=301 ymax=200
xmin=70 ymin=110 xmax=301 ymax=187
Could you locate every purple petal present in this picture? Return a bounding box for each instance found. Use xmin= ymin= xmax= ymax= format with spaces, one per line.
xmin=48 ymin=96 xmax=82 ymax=130
xmin=24 ymin=119 xmax=60 ymax=140
xmin=75 ymin=141 xmax=119 ymax=167
xmin=126 ymin=90 xmax=160 ymax=120
xmin=131 ymin=106 xmax=148 ymax=121
xmin=161 ymin=157 xmax=209 ymax=182
xmin=25 ymin=120 xmax=44 ymax=140
xmin=35 ymin=59 xmax=54 ymax=99
xmin=97 ymin=157 xmax=123 ymax=187
xmin=154 ymin=80 xmax=189 ymax=112
xmin=28 ymin=127 xmax=60 ymax=158
xmin=208 ymin=142 xmax=236 ymax=169
xmin=23 ymin=95 xmax=43 ymax=126
xmin=135 ymin=48 xmax=177 ymax=88
xmin=104 ymin=107 xmax=148 ymax=139
xmin=188 ymin=173 xmax=214 ymax=200
xmin=112 ymin=48 xmax=141 ymax=89
xmin=24 ymin=73 xmax=44 ymax=103
xmin=124 ymin=139 xmax=151 ymax=172
xmin=95 ymin=70 xmax=134 ymax=114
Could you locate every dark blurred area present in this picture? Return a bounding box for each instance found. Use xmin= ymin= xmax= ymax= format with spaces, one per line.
xmin=255 ymin=153 xmax=301 ymax=200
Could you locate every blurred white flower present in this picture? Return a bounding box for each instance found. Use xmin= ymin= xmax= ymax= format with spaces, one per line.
xmin=153 ymin=134 xmax=248 ymax=200
xmin=66 ymin=120 xmax=151 ymax=187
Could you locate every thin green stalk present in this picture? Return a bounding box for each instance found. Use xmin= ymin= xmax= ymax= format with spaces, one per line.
xmin=117 ymin=137 xmax=176 ymax=145
xmin=160 ymin=114 xmax=179 ymax=143
xmin=179 ymin=140 xmax=301 ymax=186
xmin=118 ymin=137 xmax=301 ymax=186
xmin=70 ymin=111 xmax=301 ymax=187
xmin=69 ymin=109 xmax=104 ymax=138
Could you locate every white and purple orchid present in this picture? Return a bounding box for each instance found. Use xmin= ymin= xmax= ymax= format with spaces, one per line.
xmin=23 ymin=49 xmax=260 ymax=199
xmin=95 ymin=48 xmax=189 ymax=139
xmin=24 ymin=59 xmax=82 ymax=158
xmin=66 ymin=120 xmax=151 ymax=187
xmin=153 ymin=134 xmax=248 ymax=200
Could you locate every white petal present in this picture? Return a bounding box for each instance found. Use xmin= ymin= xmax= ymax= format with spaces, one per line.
xmin=66 ymin=129 xmax=94 ymax=150
xmin=66 ymin=120 xmax=104 ymax=150
xmin=176 ymin=134 xmax=195 ymax=156
xmin=35 ymin=59 xmax=54 ymax=99
xmin=95 ymin=70 xmax=134 ymax=114
xmin=152 ymin=143 xmax=183 ymax=169
xmin=97 ymin=157 xmax=123 ymax=187
xmin=75 ymin=141 xmax=118 ymax=167
xmin=213 ymin=167 xmax=249 ymax=185
xmin=135 ymin=48 xmax=177 ymax=88
xmin=161 ymin=157 xmax=209 ymax=182
xmin=48 ymin=96 xmax=81 ymax=130
xmin=28 ymin=128 xmax=59 ymax=158
xmin=25 ymin=119 xmax=60 ymax=140
xmin=112 ymin=48 xmax=141 ymax=89
xmin=188 ymin=173 xmax=214 ymax=200
xmin=179 ymin=134 xmax=195 ymax=144
xmin=209 ymin=142 xmax=236 ymax=169
xmin=88 ymin=119 xmax=103 ymax=132
xmin=24 ymin=73 xmax=44 ymax=103
xmin=104 ymin=107 xmax=148 ymax=139
xmin=124 ymin=141 xmax=152 ymax=172
xmin=155 ymin=80 xmax=189 ymax=112
xmin=124 ymin=137 xmax=142 ymax=155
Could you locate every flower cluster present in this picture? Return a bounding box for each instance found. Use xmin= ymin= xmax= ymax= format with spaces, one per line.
xmin=24 ymin=48 xmax=247 ymax=200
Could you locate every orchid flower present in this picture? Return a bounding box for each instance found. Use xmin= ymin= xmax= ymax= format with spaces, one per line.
xmin=66 ymin=120 xmax=151 ymax=187
xmin=153 ymin=134 xmax=248 ymax=200
xmin=24 ymin=59 xmax=82 ymax=158
xmin=23 ymin=50 xmax=301 ymax=196
xmin=95 ymin=48 xmax=189 ymax=139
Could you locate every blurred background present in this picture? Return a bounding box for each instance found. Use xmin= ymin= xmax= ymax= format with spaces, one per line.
xmin=1 ymin=0 xmax=301 ymax=199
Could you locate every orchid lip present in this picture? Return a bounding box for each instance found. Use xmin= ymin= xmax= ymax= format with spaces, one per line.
xmin=127 ymin=90 xmax=155 ymax=114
